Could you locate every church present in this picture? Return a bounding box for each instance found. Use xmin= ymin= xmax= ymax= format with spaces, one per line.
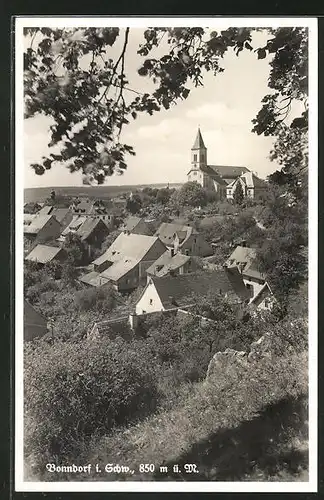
xmin=187 ymin=128 xmax=267 ymax=200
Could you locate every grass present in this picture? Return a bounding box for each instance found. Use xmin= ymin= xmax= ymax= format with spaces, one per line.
xmin=32 ymin=351 xmax=308 ymax=482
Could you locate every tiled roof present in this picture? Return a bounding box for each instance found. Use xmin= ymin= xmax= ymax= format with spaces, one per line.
xmin=25 ymin=244 xmax=63 ymax=264
xmin=92 ymin=232 xmax=164 ymax=267
xmin=120 ymin=216 xmax=143 ymax=232
xmin=151 ymin=268 xmax=250 ymax=309
xmin=100 ymin=258 xmax=138 ymax=281
xmin=146 ymin=251 xmax=191 ymax=277
xmin=154 ymin=223 xmax=197 ymax=246
xmin=23 ymin=214 xmax=57 ymax=234
xmin=76 ymin=218 xmax=107 ymax=241
xmin=37 ymin=206 xmax=53 ymax=216
xmin=192 ymin=128 xmax=206 ymax=149
xmin=199 ymin=165 xmax=228 ymax=186
xmin=225 ymin=246 xmax=265 ymax=281
xmin=79 ymin=271 xmax=109 ymax=287
xmin=208 ymin=165 xmax=250 ymax=179
xmin=51 ymin=208 xmax=71 ymax=224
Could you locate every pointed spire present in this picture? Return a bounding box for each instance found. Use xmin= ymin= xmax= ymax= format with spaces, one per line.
xmin=192 ymin=128 xmax=206 ymax=150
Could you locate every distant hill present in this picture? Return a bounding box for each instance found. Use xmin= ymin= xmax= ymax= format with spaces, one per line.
xmin=24 ymin=183 xmax=182 ymax=204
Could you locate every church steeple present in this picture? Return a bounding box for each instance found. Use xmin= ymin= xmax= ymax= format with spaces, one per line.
xmin=192 ymin=127 xmax=206 ymax=150
xmin=191 ymin=127 xmax=207 ymax=170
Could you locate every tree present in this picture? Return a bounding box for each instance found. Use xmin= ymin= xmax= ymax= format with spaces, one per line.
xmin=24 ymin=27 xmax=307 ymax=189
xmin=176 ymin=182 xmax=207 ymax=208
xmin=63 ymin=233 xmax=88 ymax=266
xmin=233 ymin=181 xmax=244 ymax=205
xmin=126 ymin=193 xmax=142 ymax=214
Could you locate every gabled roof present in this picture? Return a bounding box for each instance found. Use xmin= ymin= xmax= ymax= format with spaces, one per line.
xmin=208 ymin=165 xmax=250 ymax=179
xmin=76 ymin=218 xmax=107 ymax=241
xmin=71 ymin=198 xmax=94 ymax=213
xmin=50 ymin=208 xmax=72 ymax=224
xmin=92 ymin=232 xmax=165 ymax=267
xmin=79 ymin=271 xmax=109 ymax=287
xmin=23 ymin=214 xmax=59 ymax=235
xmin=150 ymin=268 xmax=250 ymax=309
xmin=37 ymin=206 xmax=53 ymax=216
xmin=192 ymin=128 xmax=206 ymax=150
xmin=100 ymin=258 xmax=138 ymax=281
xmin=227 ymin=172 xmax=267 ymax=189
xmin=25 ymin=244 xmax=63 ymax=264
xmin=120 ymin=216 xmax=145 ymax=233
xmin=225 ymin=245 xmax=265 ymax=281
xmin=61 ymin=215 xmax=87 ymax=236
xmin=24 ymin=300 xmax=47 ymax=325
xmin=250 ymin=282 xmax=273 ymax=305
xmin=146 ymin=251 xmax=191 ymax=277
xmin=242 ymin=260 xmax=265 ymax=281
xmin=154 ymin=223 xmax=197 ymax=247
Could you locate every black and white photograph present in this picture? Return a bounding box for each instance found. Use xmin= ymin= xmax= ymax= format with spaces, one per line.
xmin=15 ymin=17 xmax=317 ymax=492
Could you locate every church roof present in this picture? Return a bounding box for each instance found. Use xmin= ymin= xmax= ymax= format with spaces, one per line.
xmin=200 ymin=165 xmax=228 ymax=186
xmin=192 ymin=128 xmax=206 ymax=150
xmin=208 ymin=165 xmax=250 ymax=179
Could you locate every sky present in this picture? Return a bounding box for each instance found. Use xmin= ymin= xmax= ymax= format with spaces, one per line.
xmin=23 ymin=27 xmax=303 ymax=188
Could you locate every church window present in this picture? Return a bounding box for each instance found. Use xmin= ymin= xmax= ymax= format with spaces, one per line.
xmin=193 ymin=154 xmax=197 ymax=162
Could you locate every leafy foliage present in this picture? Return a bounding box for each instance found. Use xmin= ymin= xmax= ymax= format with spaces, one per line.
xmin=63 ymin=233 xmax=89 ymax=266
xmin=174 ymin=181 xmax=207 ymax=208
xmin=126 ymin=193 xmax=142 ymax=214
xmin=24 ymin=337 xmax=159 ymax=467
xmin=75 ymin=285 xmax=117 ymax=313
xmin=233 ymin=181 xmax=244 ymax=205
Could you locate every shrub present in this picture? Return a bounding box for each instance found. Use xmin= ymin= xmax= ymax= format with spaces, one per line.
xmin=75 ymin=285 xmax=116 ymax=313
xmin=24 ymin=338 xmax=160 ymax=469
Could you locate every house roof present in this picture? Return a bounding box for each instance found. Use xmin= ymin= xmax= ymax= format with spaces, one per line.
xmin=225 ymin=245 xmax=265 ymax=281
xmin=79 ymin=271 xmax=109 ymax=287
xmin=76 ymin=218 xmax=107 ymax=241
xmin=120 ymin=216 xmax=144 ymax=232
xmin=250 ymin=282 xmax=273 ymax=305
xmin=23 ymin=214 xmax=58 ymax=235
xmin=100 ymin=258 xmax=138 ymax=282
xmin=61 ymin=215 xmax=87 ymax=235
xmin=146 ymin=250 xmax=191 ymax=277
xmin=227 ymin=172 xmax=267 ymax=189
xmin=71 ymin=198 xmax=94 ymax=213
xmin=24 ymin=213 xmax=36 ymax=225
xmin=150 ymin=268 xmax=250 ymax=309
xmin=25 ymin=244 xmax=63 ymax=264
xmin=192 ymin=128 xmax=206 ymax=149
xmin=50 ymin=208 xmax=71 ymax=224
xmin=225 ymin=246 xmax=257 ymax=268
xmin=92 ymin=232 xmax=164 ymax=267
xmin=24 ymin=300 xmax=47 ymax=325
xmin=154 ymin=223 xmax=197 ymax=246
xmin=37 ymin=205 xmax=53 ymax=216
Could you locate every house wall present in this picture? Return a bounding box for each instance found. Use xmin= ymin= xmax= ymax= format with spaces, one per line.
xmin=135 ymin=281 xmax=165 ymax=315
xmin=143 ymin=239 xmax=167 ymax=264
xmin=116 ymin=265 xmax=140 ymax=291
xmin=252 ymin=285 xmax=274 ymax=310
xmin=243 ymin=277 xmax=265 ymax=302
xmin=180 ymin=234 xmax=213 ymax=257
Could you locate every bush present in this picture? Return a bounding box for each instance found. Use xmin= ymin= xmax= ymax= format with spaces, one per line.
xmin=24 ymin=338 xmax=160 ymax=469
xmin=75 ymin=285 xmax=116 ymax=313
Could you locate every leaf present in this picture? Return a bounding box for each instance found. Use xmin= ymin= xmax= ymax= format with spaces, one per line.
xmin=257 ymin=48 xmax=267 ymax=59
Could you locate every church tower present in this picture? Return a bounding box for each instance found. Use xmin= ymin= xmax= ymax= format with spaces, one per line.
xmin=187 ymin=128 xmax=207 ymax=187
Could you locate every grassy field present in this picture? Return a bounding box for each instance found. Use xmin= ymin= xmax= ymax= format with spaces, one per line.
xmin=24 ymin=183 xmax=182 ymax=203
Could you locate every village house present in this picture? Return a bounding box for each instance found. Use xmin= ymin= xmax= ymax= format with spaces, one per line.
xmin=23 ymin=214 xmax=62 ymax=251
xmin=34 ymin=205 xmax=73 ymax=229
xmin=119 ymin=216 xmax=154 ymax=236
xmin=224 ymin=245 xmax=275 ymax=310
xmin=187 ymin=128 xmax=266 ymax=200
xmin=134 ymin=268 xmax=251 ymax=316
xmin=154 ymin=222 xmax=213 ymax=257
xmin=75 ymin=218 xmax=110 ymax=257
xmin=24 ymin=300 xmax=48 ymax=341
xmin=25 ymin=244 xmax=67 ymax=266
xmin=146 ymin=248 xmax=196 ymax=278
xmin=226 ymin=172 xmax=267 ymax=200
xmin=69 ymin=197 xmax=116 ymax=227
xmin=79 ymin=232 xmax=167 ymax=291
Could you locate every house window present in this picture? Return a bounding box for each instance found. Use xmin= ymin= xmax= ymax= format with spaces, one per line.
xmin=194 ymin=154 xmax=197 ymax=162
xmin=193 ymin=171 xmax=197 ymax=176
xmin=228 ymin=190 xmax=232 ymax=195
xmin=149 ymin=299 xmax=153 ymax=305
